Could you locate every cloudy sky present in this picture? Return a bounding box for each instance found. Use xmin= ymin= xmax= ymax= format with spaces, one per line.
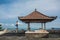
xmin=0 ymin=0 xmax=60 ymax=29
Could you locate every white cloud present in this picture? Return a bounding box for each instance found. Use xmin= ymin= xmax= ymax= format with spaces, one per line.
xmin=0 ymin=0 xmax=60 ymax=19
xmin=11 ymin=24 xmax=14 ymax=26
xmin=18 ymin=22 xmax=23 ymax=26
xmin=0 ymin=23 xmax=3 ymax=24
xmin=2 ymin=23 xmax=14 ymax=26
xmin=5 ymin=24 xmax=8 ymax=26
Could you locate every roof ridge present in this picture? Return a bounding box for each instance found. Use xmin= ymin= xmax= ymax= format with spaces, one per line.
xmin=35 ymin=11 xmax=49 ymax=18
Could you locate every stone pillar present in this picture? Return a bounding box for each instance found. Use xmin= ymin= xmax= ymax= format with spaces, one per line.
xmin=41 ymin=23 xmax=46 ymax=30
xmin=44 ymin=23 xmax=46 ymax=30
xmin=43 ymin=23 xmax=45 ymax=29
xmin=41 ymin=23 xmax=43 ymax=29
xmin=28 ymin=23 xmax=30 ymax=31
xmin=43 ymin=23 xmax=46 ymax=30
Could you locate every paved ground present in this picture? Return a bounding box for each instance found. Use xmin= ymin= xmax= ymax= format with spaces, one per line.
xmin=0 ymin=36 xmax=60 ymax=40
xmin=0 ymin=33 xmax=60 ymax=40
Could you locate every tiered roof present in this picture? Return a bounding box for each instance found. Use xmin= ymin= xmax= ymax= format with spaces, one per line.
xmin=18 ymin=9 xmax=57 ymax=23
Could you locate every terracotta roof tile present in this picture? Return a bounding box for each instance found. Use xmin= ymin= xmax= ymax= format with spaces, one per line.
xmin=18 ymin=10 xmax=57 ymax=23
xmin=20 ymin=10 xmax=53 ymax=19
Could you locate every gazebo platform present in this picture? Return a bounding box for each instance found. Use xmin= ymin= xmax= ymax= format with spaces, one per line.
xmin=25 ymin=29 xmax=49 ymax=38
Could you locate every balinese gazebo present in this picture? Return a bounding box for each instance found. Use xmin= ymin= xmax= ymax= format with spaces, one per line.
xmin=18 ymin=9 xmax=57 ymax=38
xmin=18 ymin=9 xmax=57 ymax=31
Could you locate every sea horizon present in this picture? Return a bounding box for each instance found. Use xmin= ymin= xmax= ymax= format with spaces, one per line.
xmin=2 ymin=26 xmax=60 ymax=31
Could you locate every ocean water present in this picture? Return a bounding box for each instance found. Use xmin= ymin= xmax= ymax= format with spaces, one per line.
xmin=2 ymin=27 xmax=45 ymax=31
xmin=2 ymin=26 xmax=60 ymax=31
xmin=2 ymin=25 xmax=45 ymax=31
xmin=2 ymin=27 xmax=37 ymax=31
xmin=7 ymin=28 xmax=60 ymax=31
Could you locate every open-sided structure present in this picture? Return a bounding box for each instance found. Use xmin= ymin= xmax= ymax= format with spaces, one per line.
xmin=18 ymin=9 xmax=57 ymax=31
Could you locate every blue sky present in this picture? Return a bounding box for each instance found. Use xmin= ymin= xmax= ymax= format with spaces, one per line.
xmin=0 ymin=0 xmax=60 ymax=29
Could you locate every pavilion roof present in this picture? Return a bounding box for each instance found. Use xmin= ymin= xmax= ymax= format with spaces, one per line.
xmin=18 ymin=9 xmax=57 ymax=23
xmin=19 ymin=10 xmax=57 ymax=19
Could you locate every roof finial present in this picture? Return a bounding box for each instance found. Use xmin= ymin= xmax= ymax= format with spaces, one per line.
xmin=35 ymin=8 xmax=37 ymax=11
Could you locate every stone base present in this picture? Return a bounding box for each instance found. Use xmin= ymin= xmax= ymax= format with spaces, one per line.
xmin=25 ymin=33 xmax=49 ymax=38
xmin=25 ymin=30 xmax=49 ymax=38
